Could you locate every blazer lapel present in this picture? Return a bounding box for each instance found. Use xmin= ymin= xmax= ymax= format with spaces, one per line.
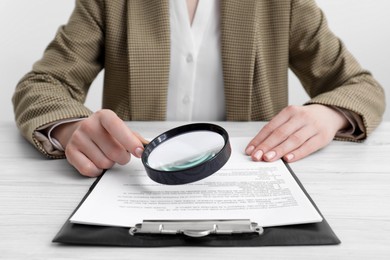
xmin=221 ymin=0 xmax=258 ymax=121
xmin=126 ymin=0 xmax=259 ymax=121
xmin=127 ymin=0 xmax=170 ymax=120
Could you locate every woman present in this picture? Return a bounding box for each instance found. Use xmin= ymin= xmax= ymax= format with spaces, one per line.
xmin=13 ymin=0 xmax=385 ymax=177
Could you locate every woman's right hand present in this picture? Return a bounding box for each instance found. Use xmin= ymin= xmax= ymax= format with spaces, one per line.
xmin=52 ymin=109 xmax=147 ymax=177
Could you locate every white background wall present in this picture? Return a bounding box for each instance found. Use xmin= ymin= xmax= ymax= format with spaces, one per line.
xmin=1 ymin=0 xmax=389 ymax=123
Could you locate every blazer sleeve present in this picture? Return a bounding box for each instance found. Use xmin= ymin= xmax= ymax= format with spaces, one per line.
xmin=288 ymin=0 xmax=385 ymax=140
xmin=12 ymin=0 xmax=105 ymax=157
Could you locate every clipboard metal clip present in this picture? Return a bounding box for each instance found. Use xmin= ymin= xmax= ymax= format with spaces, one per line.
xmin=129 ymin=219 xmax=264 ymax=238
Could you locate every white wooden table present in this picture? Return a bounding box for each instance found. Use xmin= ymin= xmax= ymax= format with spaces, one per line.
xmin=1 ymin=121 xmax=389 ymax=259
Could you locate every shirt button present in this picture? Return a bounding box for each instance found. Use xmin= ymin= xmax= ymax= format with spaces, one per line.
xmin=186 ymin=54 xmax=194 ymax=63
xmin=182 ymin=96 xmax=190 ymax=104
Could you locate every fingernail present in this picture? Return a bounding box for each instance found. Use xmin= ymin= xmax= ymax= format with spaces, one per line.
xmin=264 ymin=151 xmax=276 ymax=161
xmin=285 ymin=153 xmax=294 ymax=161
xmin=253 ymin=150 xmax=263 ymax=161
xmin=245 ymin=145 xmax=255 ymax=155
xmin=135 ymin=147 xmax=144 ymax=158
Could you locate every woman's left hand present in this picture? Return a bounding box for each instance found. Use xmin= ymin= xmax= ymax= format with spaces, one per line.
xmin=245 ymin=104 xmax=349 ymax=162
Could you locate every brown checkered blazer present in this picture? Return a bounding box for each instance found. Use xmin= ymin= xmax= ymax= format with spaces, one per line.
xmin=13 ymin=0 xmax=385 ymax=157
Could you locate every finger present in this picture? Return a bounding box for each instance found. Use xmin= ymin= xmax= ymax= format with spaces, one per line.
xmin=97 ymin=110 xmax=144 ymax=157
xmin=249 ymin=119 xmax=306 ymax=161
xmin=245 ymin=106 xmax=297 ymax=155
xmin=87 ymin=125 xmax=131 ymax=165
xmin=262 ymin=125 xmax=317 ymax=162
xmin=133 ymin=131 xmax=150 ymax=146
xmin=66 ymin=146 xmax=103 ymax=177
xmin=69 ymin=129 xmax=116 ymax=170
xmin=282 ymin=134 xmax=328 ymax=162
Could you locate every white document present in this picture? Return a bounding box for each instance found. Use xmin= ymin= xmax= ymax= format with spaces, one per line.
xmin=70 ymin=137 xmax=322 ymax=228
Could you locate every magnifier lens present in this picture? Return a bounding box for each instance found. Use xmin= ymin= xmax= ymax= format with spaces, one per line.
xmin=146 ymin=131 xmax=224 ymax=171
xmin=142 ymin=123 xmax=231 ymax=185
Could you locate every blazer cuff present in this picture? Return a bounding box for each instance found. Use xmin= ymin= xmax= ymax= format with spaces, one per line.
xmin=35 ymin=118 xmax=85 ymax=156
xmin=331 ymin=106 xmax=365 ymax=141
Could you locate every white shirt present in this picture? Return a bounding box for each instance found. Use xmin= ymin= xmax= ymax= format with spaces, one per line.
xmin=166 ymin=0 xmax=225 ymax=121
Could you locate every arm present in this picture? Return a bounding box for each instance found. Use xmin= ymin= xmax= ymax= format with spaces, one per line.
xmin=246 ymin=0 xmax=385 ymax=162
xmin=288 ymin=0 xmax=385 ymax=136
xmin=12 ymin=0 xmax=147 ymax=177
xmin=12 ymin=0 xmax=105 ymax=158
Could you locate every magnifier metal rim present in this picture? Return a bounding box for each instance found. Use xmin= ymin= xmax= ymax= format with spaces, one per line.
xmin=142 ymin=123 xmax=231 ymax=185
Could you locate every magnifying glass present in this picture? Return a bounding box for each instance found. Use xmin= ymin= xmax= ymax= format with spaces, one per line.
xmin=142 ymin=123 xmax=231 ymax=185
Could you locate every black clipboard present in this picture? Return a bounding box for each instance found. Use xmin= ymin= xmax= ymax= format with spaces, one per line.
xmin=53 ymin=163 xmax=340 ymax=246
